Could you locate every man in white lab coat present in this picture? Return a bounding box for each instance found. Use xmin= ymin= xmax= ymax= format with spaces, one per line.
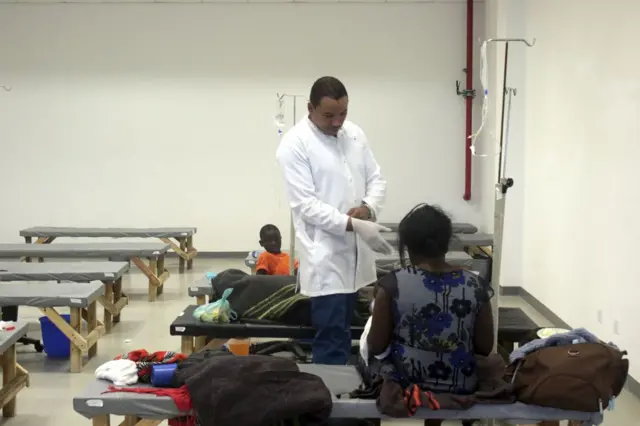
xmin=276 ymin=76 xmax=391 ymax=365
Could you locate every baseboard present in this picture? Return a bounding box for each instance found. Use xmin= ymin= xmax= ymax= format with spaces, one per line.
xmin=500 ymin=285 xmax=640 ymax=399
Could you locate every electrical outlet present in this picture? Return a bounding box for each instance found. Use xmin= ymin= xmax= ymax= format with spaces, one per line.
xmin=614 ymin=320 xmax=620 ymax=335
xmin=597 ymin=310 xmax=603 ymax=324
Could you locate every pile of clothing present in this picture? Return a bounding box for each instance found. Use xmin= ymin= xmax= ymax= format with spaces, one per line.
xmin=96 ymin=349 xmax=186 ymax=386
xmin=97 ymin=348 xmax=333 ymax=426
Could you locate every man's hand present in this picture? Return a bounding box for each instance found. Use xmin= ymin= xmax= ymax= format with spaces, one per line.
xmin=347 ymin=206 xmax=370 ymax=220
xmin=351 ymin=218 xmax=393 ymax=255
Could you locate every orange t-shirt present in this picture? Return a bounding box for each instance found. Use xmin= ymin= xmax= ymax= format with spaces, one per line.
xmin=255 ymin=251 xmax=299 ymax=276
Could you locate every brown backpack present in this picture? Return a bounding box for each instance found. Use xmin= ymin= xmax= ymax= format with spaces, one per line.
xmin=512 ymin=342 xmax=629 ymax=412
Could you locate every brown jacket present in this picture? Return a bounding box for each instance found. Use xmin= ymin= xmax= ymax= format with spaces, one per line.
xmin=178 ymin=352 xmax=332 ymax=426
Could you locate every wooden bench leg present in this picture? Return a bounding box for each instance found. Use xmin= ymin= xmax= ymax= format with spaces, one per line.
xmin=123 ymin=419 xmax=162 ymax=426
xmin=147 ymin=258 xmax=158 ymax=302
xmin=1 ymin=343 xmax=17 ymax=417
xmin=156 ymin=256 xmax=165 ymax=296
xmin=34 ymin=237 xmax=55 ymax=263
xmin=41 ymin=306 xmax=104 ymax=373
xmin=113 ymin=277 xmax=123 ymax=324
xmin=195 ymin=336 xmax=207 ymax=352
xmin=196 ymin=295 xmax=206 ymax=306
xmin=123 ymin=415 xmax=140 ymax=426
xmin=92 ymin=414 xmax=110 ymax=426
xmin=87 ymin=302 xmax=98 ymax=359
xmin=130 ymin=257 xmax=169 ymax=303
xmin=103 ymin=282 xmax=114 ymax=333
xmin=181 ymin=336 xmax=194 ymax=355
xmin=98 ymin=279 xmax=126 ymax=332
xmin=70 ymin=307 xmax=83 ymax=373
xmin=179 ymin=238 xmax=187 ymax=273
xmin=186 ymin=235 xmax=194 ymax=270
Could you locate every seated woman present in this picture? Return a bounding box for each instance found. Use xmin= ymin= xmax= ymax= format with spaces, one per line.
xmin=367 ymin=203 xmax=495 ymax=425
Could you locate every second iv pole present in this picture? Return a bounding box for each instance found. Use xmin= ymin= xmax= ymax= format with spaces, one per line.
xmin=483 ymin=37 xmax=535 ymax=356
xmin=275 ymin=93 xmax=306 ymax=275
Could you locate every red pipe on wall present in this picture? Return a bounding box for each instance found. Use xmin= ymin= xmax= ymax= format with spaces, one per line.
xmin=463 ymin=0 xmax=473 ymax=201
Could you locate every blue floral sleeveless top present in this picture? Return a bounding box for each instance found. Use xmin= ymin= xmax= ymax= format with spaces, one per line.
xmin=383 ymin=266 xmax=492 ymax=394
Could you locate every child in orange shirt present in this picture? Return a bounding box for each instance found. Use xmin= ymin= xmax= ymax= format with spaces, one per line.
xmin=255 ymin=224 xmax=298 ymax=276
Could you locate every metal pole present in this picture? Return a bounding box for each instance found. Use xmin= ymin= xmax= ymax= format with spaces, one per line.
xmin=289 ymin=100 xmax=297 ymax=275
xmin=497 ymin=42 xmax=509 ymax=182
xmin=490 ymin=40 xmax=516 ymax=353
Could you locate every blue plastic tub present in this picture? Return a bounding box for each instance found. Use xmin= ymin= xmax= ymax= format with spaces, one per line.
xmin=39 ymin=314 xmax=71 ymax=358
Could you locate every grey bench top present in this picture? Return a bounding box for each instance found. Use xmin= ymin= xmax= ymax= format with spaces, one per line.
xmin=0 ymin=261 xmax=129 ymax=282
xmin=188 ymin=276 xmax=211 ymax=297
xmin=72 ymin=366 xmax=603 ymax=423
xmin=0 ymin=242 xmax=170 ymax=259
xmin=0 ymin=322 xmax=29 ymax=354
xmin=379 ymin=222 xmax=478 ymax=234
xmin=452 ymin=233 xmax=493 ymax=249
xmin=0 ymin=281 xmax=104 ymax=308
xmin=377 ymin=250 xmax=473 ymax=265
xmin=20 ymin=226 xmax=197 ymax=238
xmin=383 ymin=232 xmax=494 ymax=249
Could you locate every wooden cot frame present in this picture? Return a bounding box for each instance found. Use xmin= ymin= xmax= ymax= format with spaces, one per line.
xmin=40 ymin=302 xmax=105 ymax=373
xmin=24 ymin=233 xmax=198 ymax=273
xmin=23 ymin=236 xmax=170 ymax=304
xmin=92 ymin=415 xmax=162 ymax=426
xmin=0 ymin=342 xmax=29 ymax=418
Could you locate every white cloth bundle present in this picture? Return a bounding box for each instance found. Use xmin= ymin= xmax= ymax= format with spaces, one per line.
xmin=359 ymin=300 xmax=391 ymax=365
xmin=95 ymin=359 xmax=138 ymax=386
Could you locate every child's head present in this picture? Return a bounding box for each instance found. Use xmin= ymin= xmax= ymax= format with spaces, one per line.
xmin=259 ymin=224 xmax=282 ymax=254
xmin=398 ymin=203 xmax=452 ymax=266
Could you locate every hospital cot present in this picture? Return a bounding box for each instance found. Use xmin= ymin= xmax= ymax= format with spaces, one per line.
xmin=244 ymin=248 xmax=482 ymax=275
xmin=171 ymin=304 xmax=538 ymax=356
xmin=0 ymin=322 xmax=30 ymax=418
xmin=382 ymin=231 xmax=494 ymax=252
xmin=72 ymin=365 xmax=604 ymax=426
xmin=0 ymin=242 xmax=170 ymax=302
xmin=20 ymin=226 xmax=198 ymax=273
xmin=379 ymin=222 xmax=478 ymax=234
xmin=0 ymin=261 xmax=130 ymax=332
xmin=199 ymin=250 xmax=486 ymax=305
xmin=0 ymin=281 xmax=105 ymax=372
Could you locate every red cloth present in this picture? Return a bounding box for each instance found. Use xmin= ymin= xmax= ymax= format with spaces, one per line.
xmin=169 ymin=417 xmax=196 ymax=426
xmin=103 ymin=385 xmax=193 ymax=412
xmin=114 ymin=349 xmax=187 ymax=383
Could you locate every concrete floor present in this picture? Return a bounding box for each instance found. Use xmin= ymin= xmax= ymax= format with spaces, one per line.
xmin=2 ymin=257 xmax=639 ymax=426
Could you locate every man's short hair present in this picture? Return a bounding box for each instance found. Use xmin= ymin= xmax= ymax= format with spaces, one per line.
xmin=309 ymin=76 xmax=348 ymax=107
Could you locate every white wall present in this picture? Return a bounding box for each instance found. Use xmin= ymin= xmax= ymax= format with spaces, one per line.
xmin=520 ymin=0 xmax=640 ymax=377
xmin=0 ymin=1 xmax=487 ymax=251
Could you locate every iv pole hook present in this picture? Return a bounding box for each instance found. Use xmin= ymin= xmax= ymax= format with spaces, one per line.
xmin=486 ymin=37 xmax=536 ymax=47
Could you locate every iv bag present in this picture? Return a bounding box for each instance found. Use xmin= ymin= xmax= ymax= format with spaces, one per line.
xmin=274 ymin=96 xmax=285 ymax=128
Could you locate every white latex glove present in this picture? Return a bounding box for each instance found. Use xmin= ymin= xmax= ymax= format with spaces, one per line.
xmin=351 ymin=218 xmax=394 ymax=255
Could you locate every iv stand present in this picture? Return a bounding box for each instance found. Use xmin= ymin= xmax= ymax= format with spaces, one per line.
xmin=484 ymin=37 xmax=536 ymax=354
xmin=276 ymin=93 xmax=306 ymax=275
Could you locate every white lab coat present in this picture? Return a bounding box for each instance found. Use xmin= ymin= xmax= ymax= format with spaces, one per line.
xmin=275 ymin=117 xmax=386 ymax=297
